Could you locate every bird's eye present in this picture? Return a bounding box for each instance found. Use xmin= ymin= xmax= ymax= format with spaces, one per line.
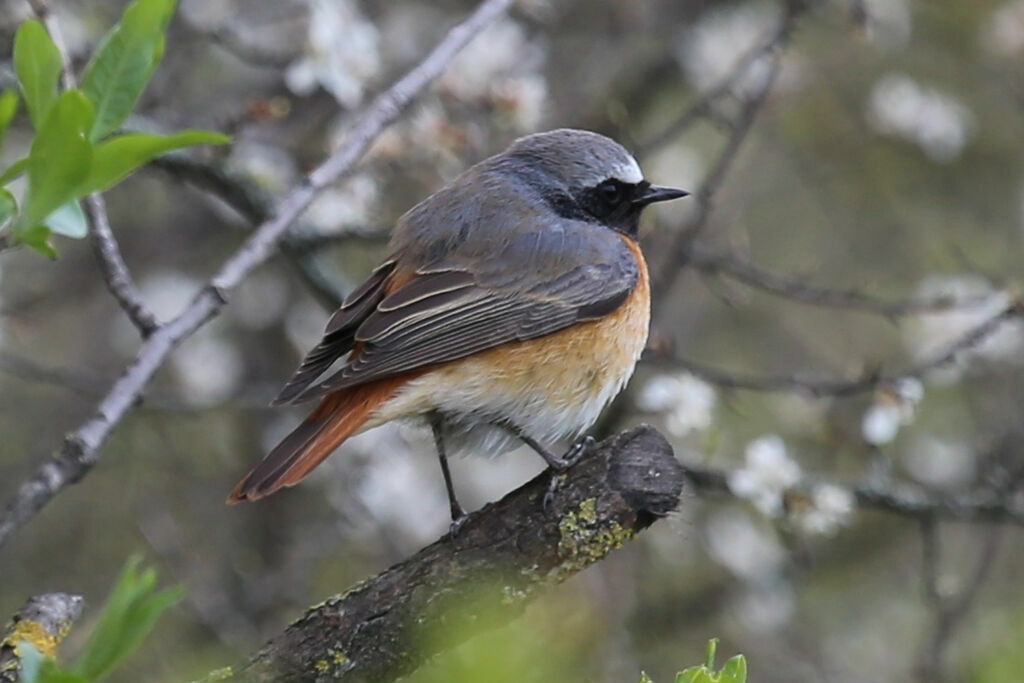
xmin=598 ymin=180 xmax=623 ymax=205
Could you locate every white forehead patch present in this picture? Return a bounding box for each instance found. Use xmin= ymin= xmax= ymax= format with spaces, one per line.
xmin=611 ymin=156 xmax=644 ymax=184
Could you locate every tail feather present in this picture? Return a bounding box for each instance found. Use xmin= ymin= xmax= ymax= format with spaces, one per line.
xmin=227 ymin=377 xmax=408 ymax=503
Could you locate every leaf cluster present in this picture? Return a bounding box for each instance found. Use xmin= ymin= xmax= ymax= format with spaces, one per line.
xmin=0 ymin=0 xmax=228 ymax=257
xmin=641 ymin=639 xmax=747 ymax=683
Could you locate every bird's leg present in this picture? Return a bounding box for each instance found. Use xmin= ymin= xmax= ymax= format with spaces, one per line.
xmin=429 ymin=414 xmax=468 ymax=536
xmin=508 ymin=427 xmax=593 ymax=471
xmin=494 ymin=422 xmax=596 ymax=511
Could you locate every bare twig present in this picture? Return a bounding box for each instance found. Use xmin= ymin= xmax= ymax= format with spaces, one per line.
xmin=0 ymin=349 xmax=276 ymax=411
xmin=0 ymin=593 xmax=84 ymax=683
xmin=646 ymin=302 xmax=1023 ymax=397
xmin=688 ymin=247 xmax=991 ymax=317
xmin=28 ymin=0 xmax=159 ymax=337
xmin=915 ymin=519 xmax=1003 ymax=683
xmin=681 ymin=463 xmax=1024 ymax=526
xmin=235 ymin=427 xmax=683 ymax=682
xmin=150 ymin=154 xmax=368 ymax=310
xmin=81 ymin=195 xmax=160 ymax=335
xmin=636 ymin=3 xmax=799 ymax=158
xmin=0 ymin=0 xmax=516 ymax=551
xmin=650 ymin=3 xmax=808 ymax=307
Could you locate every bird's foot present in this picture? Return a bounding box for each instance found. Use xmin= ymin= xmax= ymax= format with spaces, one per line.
xmin=449 ymin=513 xmax=469 ymax=538
xmin=542 ymin=436 xmax=596 ymax=511
xmin=560 ymin=435 xmax=595 ymax=469
xmin=448 ymin=502 xmax=469 ymax=538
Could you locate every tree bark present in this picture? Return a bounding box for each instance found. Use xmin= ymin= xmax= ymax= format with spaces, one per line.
xmin=0 ymin=593 xmax=83 ymax=683
xmin=240 ymin=425 xmax=682 ymax=682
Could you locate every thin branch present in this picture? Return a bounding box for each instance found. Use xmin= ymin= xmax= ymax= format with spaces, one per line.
xmin=231 ymin=427 xmax=683 ymax=682
xmin=150 ymin=154 xmax=370 ymax=310
xmin=0 ymin=593 xmax=84 ymax=683
xmin=915 ymin=520 xmax=1003 ymax=683
xmin=635 ymin=2 xmax=800 ymax=158
xmin=0 ymin=349 xmax=277 ymax=411
xmin=646 ymin=302 xmax=1024 ymax=397
xmin=681 ymin=464 xmax=1024 ymax=526
xmin=81 ymin=195 xmax=160 ymax=335
xmin=28 ymin=0 xmax=159 ymax=336
xmin=688 ymin=247 xmax=992 ymax=317
xmin=650 ymin=2 xmax=807 ymax=306
xmin=0 ymin=0 xmax=516 ymax=551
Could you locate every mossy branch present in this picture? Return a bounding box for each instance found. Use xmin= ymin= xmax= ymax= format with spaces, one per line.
xmin=235 ymin=426 xmax=682 ymax=682
xmin=0 ymin=593 xmax=83 ymax=683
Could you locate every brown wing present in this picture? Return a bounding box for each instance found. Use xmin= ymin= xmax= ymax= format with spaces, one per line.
xmin=271 ymin=260 xmax=396 ymax=405
xmin=274 ymin=224 xmax=641 ymax=405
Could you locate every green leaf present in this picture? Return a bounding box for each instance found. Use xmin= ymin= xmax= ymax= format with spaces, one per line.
xmin=0 ymin=90 xmax=20 ymax=152
xmin=71 ymin=556 xmax=183 ymax=681
xmin=13 ymin=20 xmax=62 ymax=129
xmin=24 ymin=90 xmax=93 ymax=225
xmin=20 ymin=223 xmax=56 ymax=258
xmin=81 ymin=0 xmax=178 ymax=141
xmin=79 ymin=129 xmax=230 ymax=195
xmin=43 ymin=201 xmax=86 ymax=238
xmin=0 ymin=188 xmax=16 ymax=228
xmin=718 ymin=656 xmax=747 ymax=683
xmin=675 ymin=670 xmax=713 ymax=683
xmin=0 ymin=157 xmax=29 ymax=186
xmin=640 ymin=673 xmax=655 ymax=683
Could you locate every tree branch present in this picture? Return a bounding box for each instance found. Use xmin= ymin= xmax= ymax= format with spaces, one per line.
xmin=0 ymin=0 xmax=516 ymax=551
xmin=0 ymin=593 xmax=84 ymax=683
xmin=649 ymin=2 xmax=808 ymax=302
xmin=28 ymin=0 xmax=159 ymax=337
xmin=232 ymin=426 xmax=682 ymax=682
xmin=681 ymin=462 xmax=1024 ymax=526
xmin=645 ymin=301 xmax=1024 ymax=397
xmin=687 ymin=247 xmax=991 ymax=317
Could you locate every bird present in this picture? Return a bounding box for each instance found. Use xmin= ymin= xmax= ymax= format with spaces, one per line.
xmin=228 ymin=128 xmax=687 ymax=527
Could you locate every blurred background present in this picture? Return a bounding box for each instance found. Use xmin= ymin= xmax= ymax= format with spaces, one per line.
xmin=2 ymin=0 xmax=1024 ymax=680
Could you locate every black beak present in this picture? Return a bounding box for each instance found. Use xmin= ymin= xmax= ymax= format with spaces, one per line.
xmin=633 ymin=184 xmax=689 ymax=206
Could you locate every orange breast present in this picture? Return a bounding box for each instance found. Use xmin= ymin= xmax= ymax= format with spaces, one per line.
xmin=366 ymin=235 xmax=650 ymax=441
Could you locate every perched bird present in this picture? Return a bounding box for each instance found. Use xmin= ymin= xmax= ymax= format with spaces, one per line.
xmin=228 ymin=129 xmax=687 ymax=526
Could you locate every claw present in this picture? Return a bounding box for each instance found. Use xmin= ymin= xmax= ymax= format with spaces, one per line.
xmin=543 ymin=473 xmax=565 ymax=512
xmin=562 ymin=435 xmax=596 ymax=468
xmin=449 ymin=512 xmax=469 ymax=538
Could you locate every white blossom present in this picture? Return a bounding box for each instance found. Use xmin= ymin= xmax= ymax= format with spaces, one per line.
xmin=637 ymin=373 xmax=717 ymax=437
xmin=980 ymin=1 xmax=1024 ymax=57
xmin=138 ymin=271 xmax=201 ymax=322
xmin=675 ymin=3 xmax=779 ymax=96
xmin=353 ymin=432 xmax=449 ymax=543
xmin=795 ymin=484 xmax=855 ymax=536
xmin=170 ymin=328 xmax=243 ymax=403
xmin=861 ymin=0 xmax=912 ymax=49
xmin=904 ymin=436 xmax=975 ymax=490
xmin=704 ymin=508 xmax=785 ymax=580
xmin=728 ymin=435 xmax=802 ymax=516
xmin=493 ymin=74 xmax=548 ymax=130
xmin=285 ymin=0 xmax=381 ymax=108
xmin=867 ymin=74 xmax=972 ymax=162
xmin=861 ymin=378 xmax=925 ymax=445
xmin=902 ymin=276 xmax=1024 ymax=378
xmin=731 ymin=581 xmax=795 ymax=632
xmin=226 ymin=142 xmax=297 ymax=194
xmin=441 ymin=20 xmax=537 ymax=100
xmin=439 ymin=19 xmax=548 ymax=131
xmin=300 ymin=174 xmax=379 ymax=234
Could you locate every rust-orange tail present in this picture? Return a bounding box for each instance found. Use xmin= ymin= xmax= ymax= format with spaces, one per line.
xmin=227 ymin=377 xmax=408 ymax=503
